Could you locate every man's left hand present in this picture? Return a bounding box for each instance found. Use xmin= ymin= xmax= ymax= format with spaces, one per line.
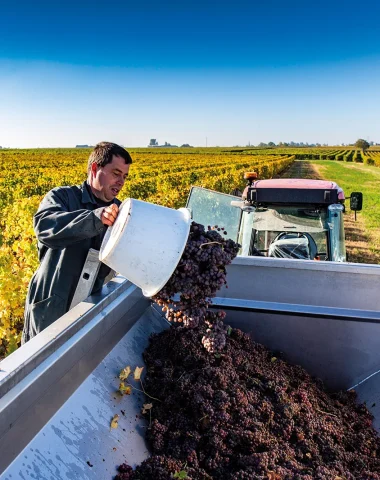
xmin=101 ymin=204 xmax=119 ymax=226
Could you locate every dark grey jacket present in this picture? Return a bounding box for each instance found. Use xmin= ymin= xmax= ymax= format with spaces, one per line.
xmin=22 ymin=181 xmax=121 ymax=343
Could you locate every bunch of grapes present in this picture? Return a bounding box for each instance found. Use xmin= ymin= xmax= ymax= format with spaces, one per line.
xmin=115 ymin=455 xmax=212 ymax=480
xmin=153 ymin=221 xmax=240 ymax=352
xmin=201 ymin=311 xmax=228 ymax=353
xmin=129 ymin=325 xmax=380 ymax=479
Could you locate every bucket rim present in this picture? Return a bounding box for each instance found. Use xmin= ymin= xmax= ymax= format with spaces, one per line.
xmin=99 ymin=198 xmax=132 ymax=262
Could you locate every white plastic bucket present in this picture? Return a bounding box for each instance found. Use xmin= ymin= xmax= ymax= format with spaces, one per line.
xmin=99 ymin=198 xmax=191 ymax=297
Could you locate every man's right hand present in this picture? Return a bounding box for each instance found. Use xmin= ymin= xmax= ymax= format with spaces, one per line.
xmin=101 ymin=204 xmax=119 ymax=226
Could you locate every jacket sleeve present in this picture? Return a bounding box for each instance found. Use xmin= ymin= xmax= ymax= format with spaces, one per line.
xmin=34 ymin=188 xmax=106 ymax=249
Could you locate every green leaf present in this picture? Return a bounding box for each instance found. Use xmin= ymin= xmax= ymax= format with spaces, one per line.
xmin=173 ymin=471 xmax=188 ymax=479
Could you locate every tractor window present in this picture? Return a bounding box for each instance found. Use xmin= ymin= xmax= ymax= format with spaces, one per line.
xmin=186 ymin=187 xmax=242 ymax=242
xmin=251 ymin=206 xmax=328 ymax=260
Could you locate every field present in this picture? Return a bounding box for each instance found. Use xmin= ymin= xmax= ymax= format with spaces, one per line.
xmin=0 ymin=147 xmax=293 ymax=357
xmin=1 ymin=146 xmax=380 ymax=358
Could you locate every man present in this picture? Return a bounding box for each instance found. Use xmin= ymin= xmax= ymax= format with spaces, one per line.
xmin=22 ymin=142 xmax=132 ymax=343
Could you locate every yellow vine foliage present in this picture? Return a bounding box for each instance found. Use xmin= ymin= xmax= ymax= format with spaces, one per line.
xmin=0 ymin=148 xmax=295 ymax=356
xmin=0 ymin=197 xmax=41 ymax=353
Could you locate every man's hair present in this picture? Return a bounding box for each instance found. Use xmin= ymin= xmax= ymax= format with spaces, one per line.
xmin=87 ymin=142 xmax=132 ymax=173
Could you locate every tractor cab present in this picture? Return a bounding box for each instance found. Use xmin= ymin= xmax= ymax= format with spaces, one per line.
xmin=186 ymin=176 xmax=363 ymax=262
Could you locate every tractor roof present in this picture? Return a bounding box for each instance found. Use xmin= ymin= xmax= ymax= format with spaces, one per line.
xmin=253 ymin=179 xmax=345 ymax=201
xmin=254 ymin=178 xmax=338 ymax=190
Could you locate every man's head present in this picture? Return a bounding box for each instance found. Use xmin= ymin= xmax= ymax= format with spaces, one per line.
xmin=87 ymin=142 xmax=132 ymax=202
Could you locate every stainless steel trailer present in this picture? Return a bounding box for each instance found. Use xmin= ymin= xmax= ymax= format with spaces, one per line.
xmin=1 ymin=257 xmax=380 ymax=479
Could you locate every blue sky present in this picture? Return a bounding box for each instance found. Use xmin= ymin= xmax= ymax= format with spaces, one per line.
xmin=1 ymin=0 xmax=379 ymax=148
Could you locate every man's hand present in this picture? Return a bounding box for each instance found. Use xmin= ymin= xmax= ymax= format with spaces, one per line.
xmin=101 ymin=204 xmax=119 ymax=226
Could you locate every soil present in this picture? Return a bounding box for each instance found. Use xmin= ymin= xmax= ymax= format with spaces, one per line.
xmin=275 ymin=160 xmax=321 ymax=180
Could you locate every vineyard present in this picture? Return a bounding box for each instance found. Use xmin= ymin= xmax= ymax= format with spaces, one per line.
xmin=0 ymin=148 xmax=293 ymax=357
xmin=1 ymin=145 xmax=379 ymax=358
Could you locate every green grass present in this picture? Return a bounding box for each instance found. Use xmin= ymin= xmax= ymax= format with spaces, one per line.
xmin=312 ymin=160 xmax=380 ymax=231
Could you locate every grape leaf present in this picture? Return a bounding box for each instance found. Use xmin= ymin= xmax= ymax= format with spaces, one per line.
xmin=110 ymin=414 xmax=119 ymax=430
xmin=173 ymin=471 xmax=188 ymax=479
xmin=142 ymin=403 xmax=153 ymax=414
xmin=119 ymin=366 xmax=131 ymax=381
xmin=119 ymin=382 xmax=132 ymax=395
xmin=134 ymin=366 xmax=144 ymax=380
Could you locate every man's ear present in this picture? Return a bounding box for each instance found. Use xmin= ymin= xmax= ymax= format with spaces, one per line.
xmin=91 ymin=163 xmax=98 ymax=176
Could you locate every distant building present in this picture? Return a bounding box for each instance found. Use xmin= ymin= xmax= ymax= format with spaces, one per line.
xmin=147 ymin=139 xmax=178 ymax=148
xmin=76 ymin=144 xmax=90 ymax=148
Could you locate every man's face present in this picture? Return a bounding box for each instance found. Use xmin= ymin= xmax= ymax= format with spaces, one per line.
xmin=89 ymin=155 xmax=130 ymax=202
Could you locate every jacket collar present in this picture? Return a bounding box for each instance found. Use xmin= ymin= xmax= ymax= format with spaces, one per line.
xmin=81 ymin=181 xmax=97 ymax=205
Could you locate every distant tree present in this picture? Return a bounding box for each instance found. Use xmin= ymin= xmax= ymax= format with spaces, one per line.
xmin=258 ymin=142 xmax=268 ymax=148
xmin=267 ymin=141 xmax=276 ymax=147
xmin=355 ymin=139 xmax=370 ymax=150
